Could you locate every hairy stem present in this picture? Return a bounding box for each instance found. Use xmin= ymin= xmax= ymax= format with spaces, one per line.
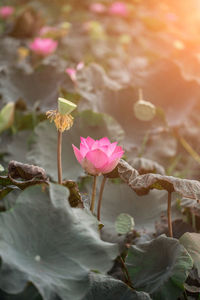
xmin=167 ymin=192 xmax=173 ymax=237
xmin=90 ymin=175 xmax=97 ymax=213
xmin=119 ymin=256 xmax=134 ymax=290
xmin=97 ymin=177 xmax=107 ymax=221
xmin=57 ymin=130 xmax=62 ymax=184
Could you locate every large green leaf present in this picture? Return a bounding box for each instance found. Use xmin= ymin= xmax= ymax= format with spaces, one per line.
xmin=0 ymin=183 xmax=118 ymax=300
xmin=85 ymin=273 xmax=152 ymax=300
xmin=5 ymin=130 xmax=32 ymax=163
xmin=0 ymin=66 xmax=68 ymax=111
xmin=180 ymin=233 xmax=200 ymax=277
xmin=76 ymin=61 xmax=200 ymax=171
xmin=0 ymin=38 xmax=21 ymax=69
xmin=28 ymin=111 xmax=124 ymax=181
xmin=94 ymin=180 xmax=181 ymax=236
xmin=125 ymin=235 xmax=193 ymax=300
xmin=0 ymin=284 xmax=43 ymax=300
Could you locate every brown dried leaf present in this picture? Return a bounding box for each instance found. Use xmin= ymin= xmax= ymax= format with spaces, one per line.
xmin=9 ymin=8 xmax=44 ymax=38
xmin=118 ymin=160 xmax=200 ymax=200
xmin=0 ymin=175 xmax=47 ymax=192
xmin=129 ymin=157 xmax=165 ymax=175
xmin=8 ymin=160 xmax=47 ymax=181
xmin=62 ymin=180 xmax=83 ymax=208
xmin=103 ymin=159 xmax=138 ymax=179
xmin=116 ymin=159 xmax=139 ymax=181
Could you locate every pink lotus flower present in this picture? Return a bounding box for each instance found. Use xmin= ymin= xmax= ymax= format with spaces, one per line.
xmin=0 ymin=6 xmax=14 ymax=19
xmin=73 ymin=137 xmax=124 ymax=175
xmin=109 ymin=2 xmax=128 ymax=17
xmin=29 ymin=38 xmax=58 ymax=56
xmin=65 ymin=62 xmax=84 ymax=82
xmin=90 ymin=3 xmax=106 ymax=13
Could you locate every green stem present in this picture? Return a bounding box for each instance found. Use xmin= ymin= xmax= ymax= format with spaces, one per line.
xmin=57 ymin=130 xmax=62 ymax=184
xmin=90 ymin=175 xmax=97 ymax=213
xmin=97 ymin=177 xmax=107 ymax=221
xmin=167 ymin=192 xmax=173 ymax=237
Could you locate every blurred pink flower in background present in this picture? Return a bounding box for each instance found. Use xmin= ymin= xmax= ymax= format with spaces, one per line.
xmin=73 ymin=137 xmax=124 ymax=175
xmin=29 ymin=38 xmax=58 ymax=56
xmin=65 ymin=68 xmax=76 ymax=81
xmin=90 ymin=3 xmax=106 ymax=13
xmin=76 ymin=62 xmax=84 ymax=70
xmin=65 ymin=62 xmax=84 ymax=82
xmin=109 ymin=2 xmax=128 ymax=16
xmin=0 ymin=6 xmax=14 ymax=19
xmin=39 ymin=26 xmax=56 ymax=36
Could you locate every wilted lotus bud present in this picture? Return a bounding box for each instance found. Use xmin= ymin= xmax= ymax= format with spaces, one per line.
xmin=133 ymin=90 xmax=156 ymax=121
xmin=46 ymin=97 xmax=77 ymax=132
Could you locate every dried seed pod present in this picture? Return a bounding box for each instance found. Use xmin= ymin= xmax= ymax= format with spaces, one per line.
xmin=133 ymin=89 xmax=156 ymax=122
xmin=133 ymin=99 xmax=156 ymax=121
xmin=58 ymin=97 xmax=77 ymax=115
xmin=115 ymin=213 xmax=135 ymax=235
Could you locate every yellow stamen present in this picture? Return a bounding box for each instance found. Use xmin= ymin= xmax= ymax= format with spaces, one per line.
xmin=46 ymin=110 xmax=74 ymax=132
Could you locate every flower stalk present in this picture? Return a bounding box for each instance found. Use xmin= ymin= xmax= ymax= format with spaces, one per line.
xmin=57 ymin=130 xmax=63 ymax=184
xmin=119 ymin=256 xmax=134 ymax=290
xmin=97 ymin=176 xmax=107 ymax=221
xmin=90 ymin=175 xmax=97 ymax=213
xmin=46 ymin=97 xmax=77 ymax=185
xmin=167 ymin=191 xmax=173 ymax=237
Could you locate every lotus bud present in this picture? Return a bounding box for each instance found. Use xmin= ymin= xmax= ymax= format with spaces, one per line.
xmin=73 ymin=137 xmax=124 ymax=176
xmin=133 ymin=89 xmax=156 ymax=122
